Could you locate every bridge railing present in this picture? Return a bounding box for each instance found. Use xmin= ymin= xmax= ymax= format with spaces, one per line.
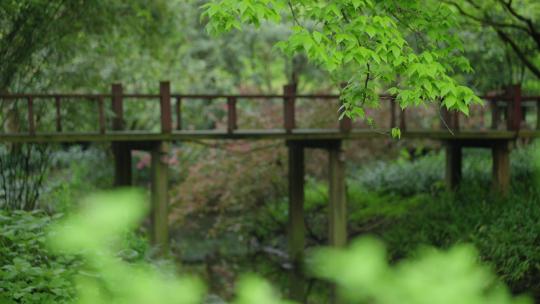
xmin=0 ymin=81 xmax=538 ymax=137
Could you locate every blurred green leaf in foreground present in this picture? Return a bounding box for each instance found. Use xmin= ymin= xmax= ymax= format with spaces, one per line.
xmin=47 ymin=189 xmax=530 ymax=303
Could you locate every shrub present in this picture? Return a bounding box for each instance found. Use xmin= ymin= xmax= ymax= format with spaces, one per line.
xmin=0 ymin=210 xmax=79 ymax=303
xmin=0 ymin=207 xmax=149 ymax=303
xmin=353 ymin=145 xmax=538 ymax=196
xmin=378 ymin=189 xmax=540 ymax=299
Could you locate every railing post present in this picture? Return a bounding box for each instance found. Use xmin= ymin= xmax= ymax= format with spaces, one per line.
xmin=390 ymin=98 xmax=397 ymax=129
xmin=283 ymin=84 xmax=297 ymax=132
xmin=160 ymin=81 xmax=172 ymax=134
xmin=441 ymin=107 xmax=459 ymax=131
xmin=399 ymin=107 xmax=406 ymax=131
xmin=55 ymin=96 xmax=62 ymax=132
xmin=111 ymin=83 xmax=124 ymax=130
xmin=27 ymin=97 xmax=35 ymax=135
xmin=97 ymin=96 xmax=106 ymax=134
xmin=507 ymin=84 xmax=522 ymax=131
xmin=176 ymin=97 xmax=182 ymax=130
xmin=452 ymin=112 xmax=460 ymax=130
xmin=537 ymin=98 xmax=540 ymax=130
xmin=491 ymin=100 xmax=501 ymax=130
xmin=227 ymin=97 xmax=237 ymax=133
xmin=339 ymin=83 xmax=351 ymax=133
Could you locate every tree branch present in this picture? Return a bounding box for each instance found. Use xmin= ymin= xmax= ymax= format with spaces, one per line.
xmin=497 ymin=0 xmax=540 ymax=49
xmin=496 ymin=29 xmax=540 ymax=79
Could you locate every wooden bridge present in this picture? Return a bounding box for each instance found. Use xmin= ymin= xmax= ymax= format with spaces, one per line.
xmin=1 ymin=81 xmax=539 ymax=301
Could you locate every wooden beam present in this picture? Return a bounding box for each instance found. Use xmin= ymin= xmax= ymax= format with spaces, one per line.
xmin=151 ymin=141 xmax=170 ymax=255
xmin=287 ymin=142 xmax=305 ymax=302
xmin=492 ymin=141 xmax=510 ymax=195
xmin=445 ymin=143 xmax=462 ymax=191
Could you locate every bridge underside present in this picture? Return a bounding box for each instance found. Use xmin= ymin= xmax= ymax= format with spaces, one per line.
xmin=0 ymin=129 xmax=533 ymax=143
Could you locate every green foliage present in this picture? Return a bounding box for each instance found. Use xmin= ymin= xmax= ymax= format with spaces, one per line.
xmin=0 ymin=210 xmax=79 ymax=304
xmin=202 ymin=0 xmax=482 ymax=122
xmin=311 ymin=237 xmax=530 ymax=303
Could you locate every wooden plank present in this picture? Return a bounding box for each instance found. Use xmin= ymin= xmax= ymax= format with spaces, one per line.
xmin=227 ymin=97 xmax=237 ymax=133
xmin=111 ymin=83 xmax=124 ymax=130
xmin=492 ymin=141 xmax=510 ymax=195
xmin=27 ymin=97 xmax=35 ymax=135
xmin=445 ymin=143 xmax=462 ymax=190
xmin=151 ymin=141 xmax=170 ymax=256
xmin=283 ymin=84 xmax=297 ymax=132
xmin=287 ymin=142 xmax=305 ymax=302
xmin=160 ymin=81 xmax=172 ymax=133
xmin=98 ymin=96 xmax=106 ymax=134
xmin=55 ymin=96 xmax=62 ymax=132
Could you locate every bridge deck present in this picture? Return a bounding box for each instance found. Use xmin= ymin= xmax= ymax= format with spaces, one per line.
xmin=0 ymin=129 xmax=534 ymax=143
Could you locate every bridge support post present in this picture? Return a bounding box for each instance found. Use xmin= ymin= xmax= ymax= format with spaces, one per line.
xmin=328 ymin=142 xmax=347 ymax=248
xmin=113 ymin=143 xmax=132 ymax=186
xmin=445 ymin=142 xmax=462 ymax=191
xmin=287 ymin=141 xmax=305 ymax=302
xmin=492 ymin=141 xmax=510 ymax=195
xmin=328 ymin=141 xmax=347 ymax=304
xmin=151 ymin=141 xmax=170 ymax=255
